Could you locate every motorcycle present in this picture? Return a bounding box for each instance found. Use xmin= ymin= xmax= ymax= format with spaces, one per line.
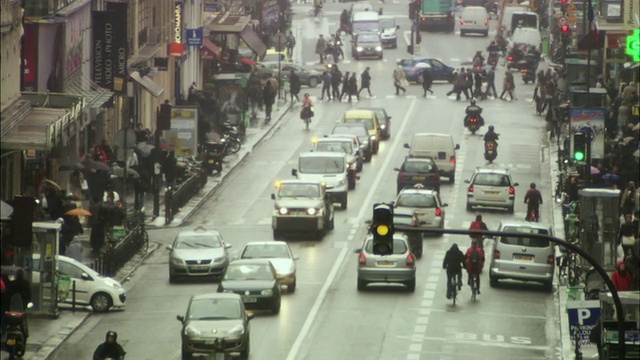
xmin=467 ymin=117 xmax=482 ymax=134
xmin=324 ymin=41 xmax=344 ymax=63
xmin=205 ymin=132 xmax=241 ymax=159
xmin=202 ymin=142 xmax=224 ymax=175
xmin=4 ymin=302 xmax=33 ymax=360
xmin=484 ymin=140 xmax=498 ymax=163
xmin=487 ymin=51 xmax=499 ymax=66
xmin=505 ymin=48 xmax=525 ymax=69
xmin=300 ymin=105 xmax=314 ymax=130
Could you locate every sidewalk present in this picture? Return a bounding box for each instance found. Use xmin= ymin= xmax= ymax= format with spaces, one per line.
xmin=1 ymin=101 xmax=292 ymax=360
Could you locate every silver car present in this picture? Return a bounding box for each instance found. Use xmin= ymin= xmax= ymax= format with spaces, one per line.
xmin=393 ymin=186 xmax=447 ymax=232
xmin=489 ymin=221 xmax=555 ymax=292
xmin=313 ymin=136 xmax=363 ymax=172
xmin=355 ymin=234 xmax=417 ymax=292
xmin=167 ymin=227 xmax=232 ymax=283
xmin=465 ymin=167 xmax=519 ymax=212
xmin=237 ymin=241 xmax=299 ymax=293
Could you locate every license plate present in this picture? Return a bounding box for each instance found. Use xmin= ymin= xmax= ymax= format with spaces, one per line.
xmin=514 ymin=254 xmax=533 ymax=261
xmin=377 ymin=261 xmax=395 ymax=266
xmin=243 ymin=296 xmax=257 ymax=303
xmin=204 ymin=339 xmax=218 ymax=345
xmin=412 ymin=176 xmax=426 ymax=181
xmin=190 ymin=265 xmax=209 ymax=270
xmin=208 ymin=159 xmax=215 ymax=164
xmin=485 ymin=191 xmax=499 ymax=195
xmin=7 ymin=339 xmax=16 ymax=345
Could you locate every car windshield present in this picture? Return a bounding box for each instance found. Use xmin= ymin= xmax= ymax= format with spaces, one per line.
xmin=357 ymin=32 xmax=379 ymax=42
xmin=316 ymin=142 xmax=352 ymax=154
xmin=278 ymin=184 xmax=320 ymax=198
xmin=344 ymin=118 xmax=373 ymax=130
xmin=187 ymin=298 xmax=242 ymax=320
xmin=395 ymin=193 xmax=437 ymax=208
xmin=364 ymin=238 xmax=408 ymax=254
xmin=473 ymin=173 xmax=511 ymax=186
xmin=500 ymin=227 xmax=550 ymax=247
xmin=299 ymin=157 xmax=345 ymax=174
xmin=224 ymin=264 xmax=275 ymax=281
xmin=379 ymin=19 xmax=395 ymax=28
xmin=241 ymin=244 xmax=291 ymax=259
xmin=175 ymin=233 xmax=222 ymax=249
xmin=373 ymin=110 xmax=386 ymax=122
xmin=403 ymin=161 xmax=434 ymax=173
xmin=333 ymin=126 xmax=367 ymax=138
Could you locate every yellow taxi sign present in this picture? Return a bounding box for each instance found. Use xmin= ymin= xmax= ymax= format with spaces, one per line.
xmin=376 ymin=224 xmax=390 ymax=236
xmin=275 ymin=180 xmax=282 ymax=189
xmin=311 ymin=138 xmax=319 ymax=144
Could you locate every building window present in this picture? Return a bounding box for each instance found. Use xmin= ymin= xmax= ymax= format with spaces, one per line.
xmin=138 ymin=0 xmax=150 ymax=48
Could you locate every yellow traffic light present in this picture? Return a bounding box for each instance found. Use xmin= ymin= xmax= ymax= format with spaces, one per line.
xmin=376 ymin=224 xmax=389 ymax=236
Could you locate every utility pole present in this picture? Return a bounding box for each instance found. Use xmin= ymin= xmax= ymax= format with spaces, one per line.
xmin=153 ymin=107 xmax=161 ymax=218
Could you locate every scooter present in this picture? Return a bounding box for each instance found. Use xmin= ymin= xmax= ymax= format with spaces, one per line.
xmin=202 ymin=142 xmax=224 ymax=175
xmin=4 ymin=302 xmax=33 ymax=360
xmin=467 ymin=117 xmax=482 ymax=134
xmin=520 ymin=67 xmax=536 ymax=84
xmin=487 ymin=51 xmax=499 ymax=66
xmin=484 ymin=140 xmax=498 ymax=163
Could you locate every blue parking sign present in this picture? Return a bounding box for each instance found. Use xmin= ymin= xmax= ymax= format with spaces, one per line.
xmin=567 ymin=300 xmax=600 ymax=345
xmin=186 ymin=28 xmax=203 ymax=47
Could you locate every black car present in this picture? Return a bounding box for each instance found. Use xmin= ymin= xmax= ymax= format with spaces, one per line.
xmin=394 ymin=157 xmax=441 ymax=193
xmin=359 ymin=107 xmax=391 ymax=140
xmin=330 ymin=123 xmax=373 ymax=162
xmin=217 ymin=259 xmax=282 ymax=314
xmin=351 ymin=32 xmax=383 ymax=60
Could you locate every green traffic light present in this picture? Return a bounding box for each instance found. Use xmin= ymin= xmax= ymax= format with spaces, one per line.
xmin=574 ymin=151 xmax=585 ymax=161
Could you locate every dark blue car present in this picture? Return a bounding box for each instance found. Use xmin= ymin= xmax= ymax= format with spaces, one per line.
xmin=399 ymin=58 xmax=455 ymax=84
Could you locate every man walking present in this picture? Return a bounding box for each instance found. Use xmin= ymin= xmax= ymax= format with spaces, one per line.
xmin=263 ymin=76 xmax=278 ymax=122
xmin=358 ymin=67 xmax=373 ymax=98
xmin=421 ymin=70 xmax=434 ymax=97
xmin=393 ymin=64 xmax=407 ymax=95
xmin=331 ymin=66 xmax=342 ymax=100
xmin=315 ymin=34 xmax=327 ymax=64
xmin=286 ymin=30 xmax=296 ymax=60
xmin=320 ymin=71 xmax=332 ymax=100
xmin=485 ymin=66 xmax=498 ymax=98
xmin=348 ymin=73 xmax=359 ymax=103
xmin=340 ymin=71 xmax=350 ymax=101
xmin=289 ymin=70 xmax=301 ymax=102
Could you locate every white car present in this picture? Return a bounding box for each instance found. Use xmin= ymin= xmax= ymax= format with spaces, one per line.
xmin=465 ymin=168 xmax=519 ymax=212
xmin=33 ymin=254 xmax=126 ymax=312
xmin=393 ymin=185 xmax=447 ymax=232
xmin=237 ymin=241 xmax=299 ymax=293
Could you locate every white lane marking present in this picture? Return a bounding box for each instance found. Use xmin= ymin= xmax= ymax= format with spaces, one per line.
xmin=409 ymin=343 xmax=423 ymax=352
xmin=415 ymin=325 xmax=427 ymax=333
xmin=404 ymin=335 xmax=549 ymax=351
xmin=422 ymin=289 xmax=435 ymax=299
xmin=416 ymin=317 xmax=429 ymax=325
xmin=286 ymin=99 xmax=418 ymax=360
xmin=421 ymin=299 xmax=433 ymax=307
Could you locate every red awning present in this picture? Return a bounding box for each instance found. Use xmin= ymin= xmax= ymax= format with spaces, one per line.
xmin=201 ymin=38 xmax=222 ymax=60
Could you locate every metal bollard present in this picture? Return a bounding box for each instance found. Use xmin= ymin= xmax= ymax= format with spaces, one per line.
xmin=72 ymin=280 xmax=77 ymax=312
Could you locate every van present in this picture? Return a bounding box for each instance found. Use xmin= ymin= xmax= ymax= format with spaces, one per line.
xmin=489 ymin=221 xmax=555 ymax=292
xmin=511 ymin=27 xmax=542 ymax=52
xmin=459 ymin=6 xmax=489 ymax=37
xmin=509 ymin=11 xmax=539 ymax=34
xmin=403 ymin=133 xmax=459 ymax=183
xmin=501 ymin=4 xmax=529 ymax=36
xmin=340 ymin=109 xmax=380 ymax=154
xmin=292 ymin=152 xmax=349 ymax=209
xmin=378 ymin=15 xmax=399 ymax=48
xmin=351 ymin=11 xmax=380 ymax=36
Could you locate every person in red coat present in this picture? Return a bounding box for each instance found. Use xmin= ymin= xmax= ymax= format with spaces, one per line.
xmin=611 ymin=260 xmax=632 ymax=291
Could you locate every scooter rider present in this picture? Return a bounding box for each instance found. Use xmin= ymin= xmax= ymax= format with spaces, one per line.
xmin=93 ymin=331 xmax=126 ymax=360
xmin=472 ymin=50 xmax=485 ymax=67
xmin=464 ymin=99 xmax=484 ymax=127
xmin=487 ymin=40 xmax=500 ymax=53
xmin=483 ymin=125 xmax=499 ymax=144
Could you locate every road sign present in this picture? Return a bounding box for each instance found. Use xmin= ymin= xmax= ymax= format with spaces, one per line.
xmin=186 ymin=28 xmax=203 ymax=47
xmin=557 ymin=16 xmax=568 ymax=27
xmin=272 ymin=33 xmax=287 ymax=52
xmin=567 ymin=300 xmax=600 ymax=346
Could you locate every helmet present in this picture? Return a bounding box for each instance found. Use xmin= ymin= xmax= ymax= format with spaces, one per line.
xmin=304 ymin=93 xmax=310 ymax=97
xmin=488 ymin=125 xmax=494 ymax=131
xmin=470 ymin=99 xmax=476 ymax=106
xmin=530 ymin=182 xmax=536 ymax=189
xmin=106 ymin=331 xmax=118 ymax=341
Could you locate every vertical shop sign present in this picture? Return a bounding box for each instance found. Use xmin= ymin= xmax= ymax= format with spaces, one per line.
xmin=65 ymin=7 xmax=85 ymax=78
xmin=92 ymin=11 xmax=113 ymax=89
xmin=23 ymin=24 xmax=38 ymax=91
xmin=170 ymin=2 xmax=185 ymax=56
xmin=106 ymin=2 xmax=129 ymax=93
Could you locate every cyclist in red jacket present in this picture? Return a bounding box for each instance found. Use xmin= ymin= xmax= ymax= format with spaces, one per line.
xmin=465 ymin=240 xmax=485 ymax=294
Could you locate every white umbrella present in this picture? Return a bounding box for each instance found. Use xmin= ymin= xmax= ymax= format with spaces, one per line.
xmin=414 ymin=62 xmax=432 ymax=69
xmin=1 ymin=200 xmax=13 ymax=220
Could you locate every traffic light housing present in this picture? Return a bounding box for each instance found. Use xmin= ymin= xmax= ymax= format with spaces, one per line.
xmin=573 ymin=131 xmax=588 ymax=163
xmin=407 ymin=44 xmax=414 ymax=55
xmin=560 ymin=24 xmax=571 ymax=38
xmin=372 ymin=203 xmax=394 ymax=255
xmin=158 ymin=103 xmax=172 ymax=131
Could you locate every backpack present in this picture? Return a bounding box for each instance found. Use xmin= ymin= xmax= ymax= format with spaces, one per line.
xmin=470 ymin=248 xmax=481 ymax=265
xmin=469 ymin=221 xmax=483 ymax=231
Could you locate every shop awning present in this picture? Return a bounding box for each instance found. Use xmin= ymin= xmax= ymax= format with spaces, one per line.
xmin=65 ymin=74 xmax=114 ymax=111
xmin=201 ymin=38 xmax=222 ymax=59
xmin=240 ymin=26 xmax=266 ymax=58
xmin=1 ymin=107 xmax=69 ymax=151
xmin=204 ymin=15 xmax=251 ymax=34
xmin=130 ymin=72 xmax=165 ymax=98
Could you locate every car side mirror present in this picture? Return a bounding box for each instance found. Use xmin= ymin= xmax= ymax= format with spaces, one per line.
xmin=442 ymin=203 xmax=449 ymax=207
xmin=455 ymin=144 xmax=460 ymax=150
xmin=513 ymin=182 xmax=519 ymax=186
xmin=388 ymin=116 xmax=392 ymax=120
xmin=81 ymin=272 xmax=91 ymax=280
xmin=225 ymin=244 xmax=232 ymax=249
xmin=291 ymin=169 xmax=298 ymax=177
xmin=464 ymin=180 xmax=470 ymax=184
xmin=271 ymin=193 xmax=276 ymax=200
xmin=393 ymin=168 xmax=400 ymax=171
xmin=165 ymin=245 xmax=173 ymax=250
xmin=378 ymin=8 xmax=383 ymax=15
xmin=247 ymin=311 xmax=255 ymax=320
xmin=396 ymin=25 xmax=400 ymax=30
xmin=293 ymin=256 xmax=300 ymax=261
xmin=177 ymin=315 xmax=184 ymax=322
xmin=404 ymin=143 xmax=410 ymax=148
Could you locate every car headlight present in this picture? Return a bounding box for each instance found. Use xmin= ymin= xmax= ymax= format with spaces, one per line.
xmin=214 ymin=257 xmax=226 ymax=263
xmin=380 ymin=125 xmax=386 ymax=129
xmin=347 ymin=162 xmax=355 ymax=169
xmin=261 ymin=289 xmax=273 ymax=296
xmin=278 ymin=207 xmax=288 ymax=215
xmin=228 ymin=324 xmax=245 ymax=336
xmin=307 ymin=208 xmax=317 ymax=215
xmin=170 ymin=257 xmax=184 ymax=266
xmin=356 ymin=46 xmax=363 ymax=52
xmin=111 ymin=282 xmax=122 ymax=290
xmin=185 ymin=325 xmax=201 ymax=337
xmin=222 ymin=289 xmax=235 ymax=293
xmin=337 ymin=178 xmax=346 ymax=187
xmin=370 ymin=135 xmax=377 ymax=141
xmin=375 ymin=46 xmax=382 ymax=51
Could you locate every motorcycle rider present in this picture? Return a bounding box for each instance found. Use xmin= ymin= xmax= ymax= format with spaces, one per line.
xmin=340 ymin=9 xmax=350 ymax=33
xmin=464 ymin=99 xmax=484 ymax=127
xmin=93 ymin=331 xmax=126 ymax=360
xmin=472 ymin=50 xmax=485 ymax=68
xmin=487 ymin=40 xmax=501 ymax=53
xmin=524 ymin=182 xmax=543 ymax=221
xmin=483 ymin=125 xmax=499 ymax=143
xmin=301 ymin=93 xmax=314 ymax=117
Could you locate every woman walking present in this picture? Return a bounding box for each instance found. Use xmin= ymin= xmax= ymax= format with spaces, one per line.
xmin=393 ymin=64 xmax=407 ymax=95
xmin=499 ymin=72 xmax=516 ymax=101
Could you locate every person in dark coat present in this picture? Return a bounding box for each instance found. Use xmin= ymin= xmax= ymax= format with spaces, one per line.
xmin=339 ymin=71 xmax=350 ymax=101
xmin=60 ymin=211 xmax=83 ymax=256
xmin=164 ymin=152 xmax=177 ymax=186
xmin=331 ymin=66 xmax=343 ymax=100
xmin=93 ymin=331 xmax=126 ymax=360
xmin=133 ymin=167 xmax=149 ymax=211
xmin=421 ymin=70 xmax=434 ymax=97
xmin=485 ymin=66 xmax=498 ymax=98
xmin=358 ymin=67 xmax=372 ymax=98
xmin=90 ymin=201 xmax=107 ymax=253
xmin=289 ymin=70 xmax=301 ymax=102
xmin=442 ymin=243 xmax=466 ymax=299
xmin=320 ymin=71 xmax=332 ymax=100
xmin=263 ymin=77 xmax=278 ymax=122
xmin=348 ymin=73 xmax=359 ymax=103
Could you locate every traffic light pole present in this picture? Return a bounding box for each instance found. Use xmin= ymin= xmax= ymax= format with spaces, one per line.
xmin=153 ymin=107 xmax=161 ymax=218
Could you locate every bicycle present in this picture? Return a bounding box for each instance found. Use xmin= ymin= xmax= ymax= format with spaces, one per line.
xmin=449 ymin=272 xmax=460 ymax=306
xmin=128 ymin=209 xmax=149 ymax=255
xmin=470 ymin=272 xmax=480 ymax=301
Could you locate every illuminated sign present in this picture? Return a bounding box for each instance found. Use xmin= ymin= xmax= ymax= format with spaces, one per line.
xmin=626 ymin=28 xmax=639 ymax=61
xmin=174 ymin=2 xmax=182 ymax=44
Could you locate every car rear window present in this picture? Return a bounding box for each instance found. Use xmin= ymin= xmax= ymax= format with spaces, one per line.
xmin=499 ymin=227 xmax=550 ymax=248
xmin=473 ymin=173 xmax=511 ymax=186
xmin=364 ymin=239 xmax=409 ymax=254
xmin=316 ymin=142 xmax=352 ymax=154
xmin=395 ymin=193 xmax=436 ymax=208
xmin=332 ymin=125 xmax=367 ymax=137
xmin=404 ymin=161 xmax=434 ymax=173
xmin=344 ymin=118 xmax=373 ymax=130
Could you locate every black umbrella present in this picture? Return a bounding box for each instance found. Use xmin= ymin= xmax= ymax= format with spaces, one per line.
xmin=85 ymin=160 xmax=111 ymax=171
xmin=59 ymin=163 xmax=85 ymax=171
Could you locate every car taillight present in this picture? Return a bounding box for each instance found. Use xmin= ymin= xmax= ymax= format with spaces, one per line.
xmin=470 ymin=118 xmax=477 ymax=123
xmin=520 ymin=68 xmax=527 ymax=73
xmin=484 ymin=19 xmax=488 ymax=25
xmin=493 ymin=250 xmax=500 ymax=259
xmin=398 ymin=173 xmax=406 ymax=181
xmin=487 ymin=142 xmax=495 ymax=148
xmin=449 ymin=155 xmax=456 ymax=164
xmin=509 ymin=187 xmax=515 ymax=195
xmin=468 ymin=185 xmax=474 ymax=192
xmin=507 ymin=56 xmax=514 ymax=61
xmin=421 ymin=17 xmax=427 ymax=21
xmin=435 ymin=208 xmax=442 ymax=216
xmin=358 ymin=253 xmax=366 ymax=266
xmin=547 ymin=254 xmax=555 ymax=265
xmin=406 ymin=253 xmax=415 ymax=268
